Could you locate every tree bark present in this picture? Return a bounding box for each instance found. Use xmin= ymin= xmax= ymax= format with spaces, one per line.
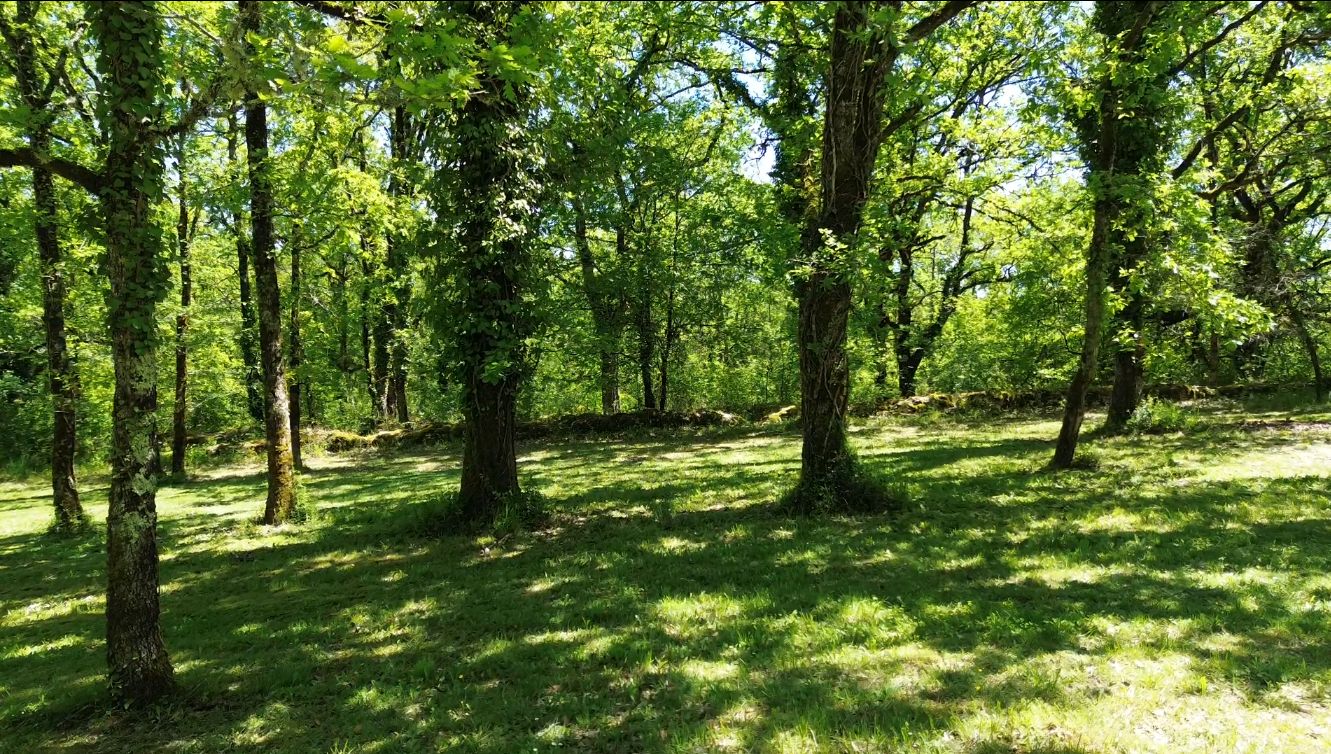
xmin=1106 ymin=290 xmax=1146 ymax=427
xmin=226 ymin=115 xmax=264 ymax=423
xmin=242 ymin=0 xmax=297 ymax=524
xmin=1208 ymin=329 xmax=1221 ymax=387
xmin=451 ymin=1 xmax=537 ymax=524
xmin=386 ymin=106 xmax=413 ymax=424
xmin=171 ymin=138 xmax=192 ymax=477
xmin=1053 ymin=0 xmax=1164 ymax=468
xmin=289 ymin=229 xmax=304 ymax=471
xmin=89 ymin=0 xmax=174 ymax=704
xmin=637 ymin=293 xmax=656 ymax=411
xmin=7 ymin=0 xmax=84 ymax=530
xmin=572 ymin=198 xmax=623 ymax=414
xmin=797 ymin=0 xmax=902 ymax=491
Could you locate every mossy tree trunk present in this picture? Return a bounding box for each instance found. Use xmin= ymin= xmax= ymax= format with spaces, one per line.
xmin=90 ymin=0 xmax=174 ymax=704
xmin=242 ymin=0 xmax=297 ymax=524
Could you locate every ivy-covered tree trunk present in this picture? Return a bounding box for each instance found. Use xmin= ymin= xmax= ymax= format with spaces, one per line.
xmin=449 ymin=1 xmax=540 ymax=524
xmin=171 ymin=140 xmax=192 ymax=477
xmin=6 ymin=1 xmax=85 ymax=531
xmin=1053 ymin=0 xmax=1164 ymax=468
xmin=242 ymin=0 xmax=297 ymax=524
xmin=90 ymin=0 xmax=174 ymax=704
xmin=226 ymin=116 xmax=264 ymax=424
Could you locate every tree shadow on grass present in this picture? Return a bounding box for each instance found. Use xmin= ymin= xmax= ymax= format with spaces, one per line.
xmin=1 ymin=430 xmax=1329 ymax=752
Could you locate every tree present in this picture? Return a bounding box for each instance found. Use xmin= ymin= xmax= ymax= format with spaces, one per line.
xmin=791 ymin=0 xmax=973 ymax=506
xmin=1052 ymin=0 xmax=1172 ymax=467
xmin=428 ymin=0 xmax=550 ymax=525
xmin=171 ymin=131 xmax=200 ymax=477
xmin=241 ymin=0 xmax=298 ymax=524
xmin=0 ymin=1 xmax=86 ymax=532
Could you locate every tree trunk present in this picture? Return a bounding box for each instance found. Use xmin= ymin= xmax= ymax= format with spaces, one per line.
xmin=637 ymin=298 xmax=656 ymax=411
xmin=171 ymin=139 xmax=192 ymax=477
xmin=1053 ymin=179 xmax=1114 ymax=467
xmin=226 ymin=116 xmax=264 ymax=423
xmin=572 ymin=198 xmax=623 ymax=414
xmin=289 ymin=230 xmax=304 ymax=471
xmin=658 ymin=285 xmax=676 ymax=410
xmin=798 ymin=269 xmax=854 ymax=484
xmin=33 ymin=134 xmax=82 ymax=528
xmin=9 ymin=0 xmax=84 ymax=531
xmin=372 ymin=302 xmax=392 ymax=420
xmin=1106 ymin=290 xmax=1145 ymax=427
xmin=459 ymin=374 xmax=520 ymax=521
xmin=1208 ymin=329 xmax=1221 ymax=387
xmin=897 ymin=351 xmax=923 ymax=400
xmin=1053 ymin=0 xmax=1164 ymax=468
xmin=450 ymin=2 xmax=537 ymax=524
xmin=89 ymin=0 xmax=174 ymax=704
xmin=797 ymin=1 xmax=898 ymax=493
xmin=386 ymin=106 xmax=413 ymax=424
xmin=242 ymin=0 xmax=297 ymax=524
xmin=599 ymin=342 xmax=622 ymax=414
xmin=1292 ymin=308 xmax=1326 ymax=402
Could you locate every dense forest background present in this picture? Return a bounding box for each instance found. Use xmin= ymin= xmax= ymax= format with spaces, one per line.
xmin=3 ymin=1 xmax=1325 ymax=467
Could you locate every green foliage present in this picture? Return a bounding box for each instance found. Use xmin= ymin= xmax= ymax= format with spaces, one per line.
xmin=1125 ymin=396 xmax=1201 ymax=435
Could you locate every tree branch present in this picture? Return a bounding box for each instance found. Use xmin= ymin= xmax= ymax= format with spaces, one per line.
xmin=904 ymin=0 xmax=979 ymax=44
xmin=0 ymin=146 xmax=102 ymax=193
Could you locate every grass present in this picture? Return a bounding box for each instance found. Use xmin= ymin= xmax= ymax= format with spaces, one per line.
xmin=2 ymin=398 xmax=1331 ymax=753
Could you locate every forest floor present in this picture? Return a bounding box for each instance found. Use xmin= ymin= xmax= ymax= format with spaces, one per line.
xmin=3 ymin=397 xmax=1331 ymax=753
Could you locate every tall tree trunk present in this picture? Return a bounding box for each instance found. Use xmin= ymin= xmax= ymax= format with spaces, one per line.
xmin=242 ymin=0 xmax=297 ymax=524
xmin=572 ymin=198 xmax=623 ymax=414
xmin=451 ymin=2 xmax=537 ymax=524
xmin=171 ymin=138 xmax=192 ymax=477
xmin=637 ymin=299 xmax=656 ymax=411
xmin=658 ymin=285 xmax=676 ymax=411
xmin=386 ymin=106 xmax=413 ymax=423
xmin=289 ymin=230 xmax=304 ymax=471
xmin=90 ymin=0 xmax=174 ymax=704
xmin=36 ymin=151 xmax=83 ymax=528
xmin=8 ymin=0 xmax=84 ymax=531
xmin=1053 ymin=0 xmax=1164 ymax=468
xmin=372 ymin=301 xmax=392 ymax=419
xmin=1292 ymin=308 xmax=1326 ymax=402
xmin=797 ymin=1 xmax=900 ymax=493
xmin=226 ymin=116 xmax=264 ymax=423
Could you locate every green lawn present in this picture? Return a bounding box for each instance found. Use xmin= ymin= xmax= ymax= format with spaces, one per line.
xmin=3 ymin=402 xmax=1331 ymax=753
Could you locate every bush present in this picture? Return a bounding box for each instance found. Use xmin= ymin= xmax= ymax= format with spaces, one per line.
xmin=1124 ymin=397 xmax=1199 ymax=434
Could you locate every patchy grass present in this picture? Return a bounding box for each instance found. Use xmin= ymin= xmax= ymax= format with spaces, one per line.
xmin=2 ymin=400 xmax=1331 ymax=753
